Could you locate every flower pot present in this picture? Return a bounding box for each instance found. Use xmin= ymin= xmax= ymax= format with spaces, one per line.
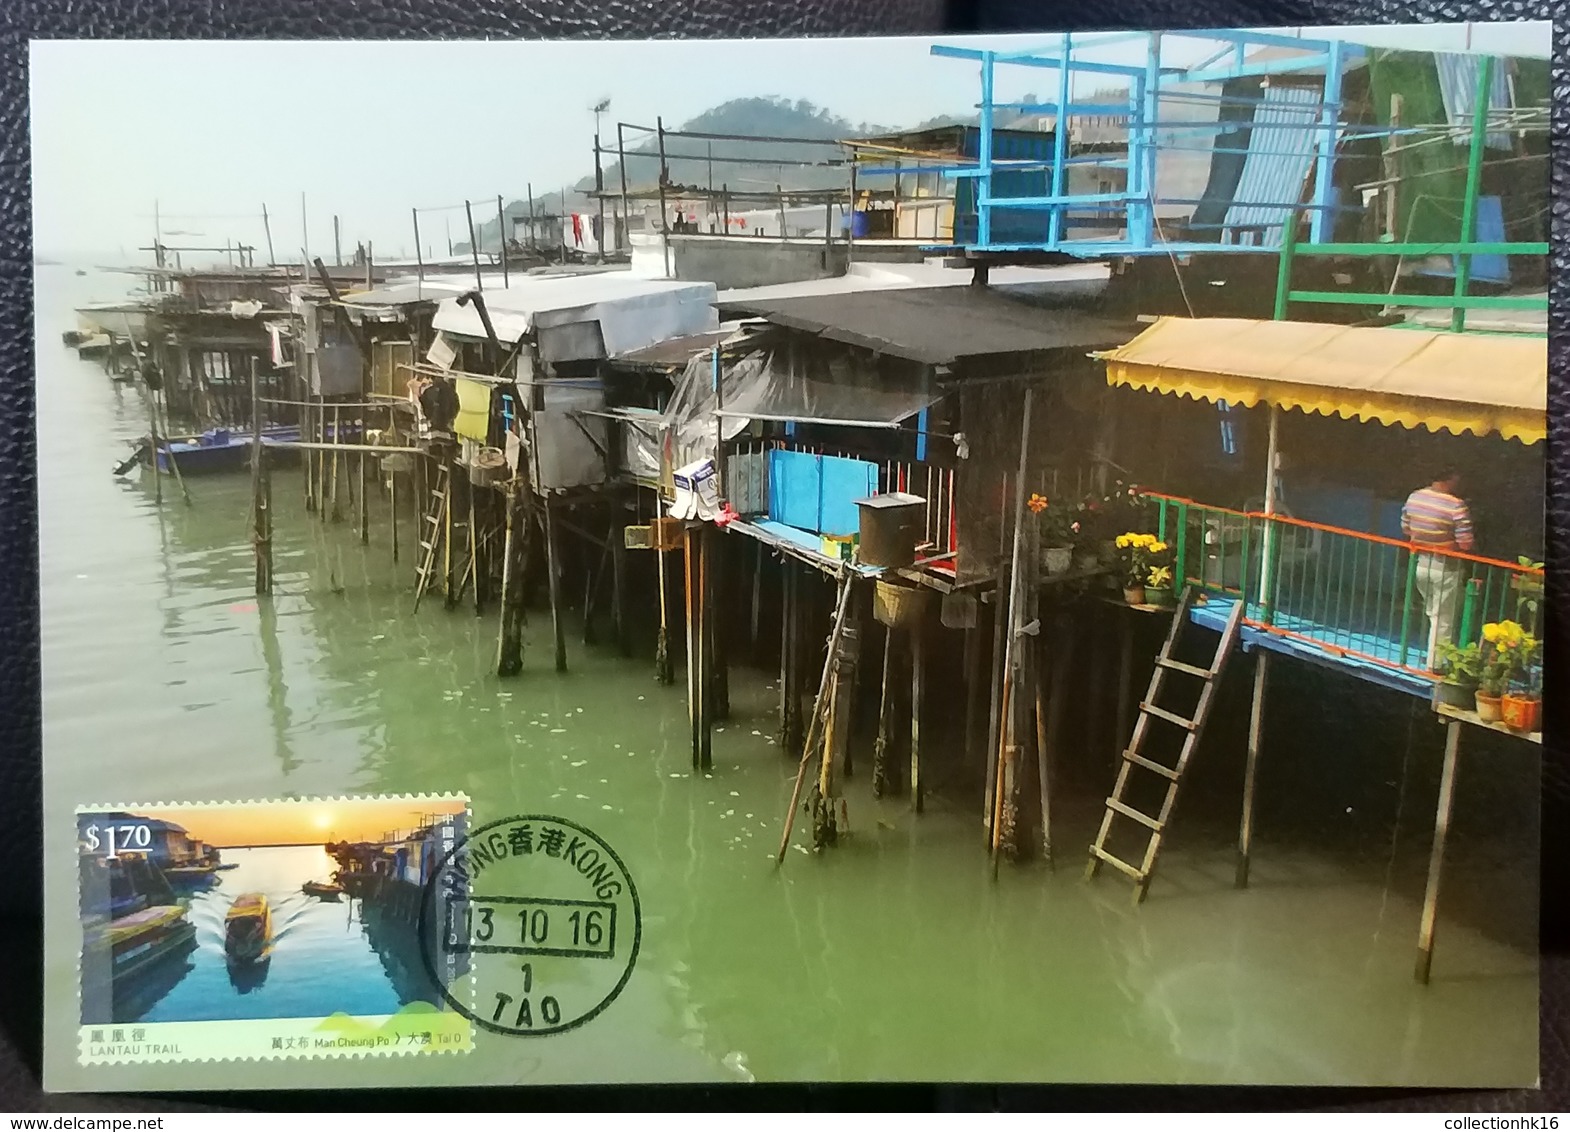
xmin=1122 ymin=585 xmax=1147 ymax=606
xmin=1474 ymin=691 xmax=1503 ymax=723
xmin=1146 ymin=588 xmax=1175 ymax=608
xmin=1042 ymin=546 xmax=1073 ymax=577
xmin=1434 ymin=680 xmax=1477 ymax=711
xmin=1501 ymin=693 xmax=1541 ymax=734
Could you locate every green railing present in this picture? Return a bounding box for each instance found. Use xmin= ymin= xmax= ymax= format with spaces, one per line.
xmin=1142 ymin=492 xmax=1543 ymax=679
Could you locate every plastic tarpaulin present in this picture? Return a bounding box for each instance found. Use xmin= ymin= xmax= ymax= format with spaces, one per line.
xmin=660 ymin=346 xmax=939 ymax=471
xmin=1100 ymin=316 xmax=1546 ymax=444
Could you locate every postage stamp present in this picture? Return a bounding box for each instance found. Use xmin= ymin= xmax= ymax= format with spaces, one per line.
xmin=75 ymin=796 xmax=474 ymax=1063
xmin=419 ymin=814 xmax=641 ymax=1037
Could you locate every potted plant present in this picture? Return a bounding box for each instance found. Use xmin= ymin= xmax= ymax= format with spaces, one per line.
xmin=1431 ymin=640 xmax=1482 ymax=710
xmin=1485 ymin=619 xmax=1542 ymax=733
xmin=1115 ymin=532 xmax=1167 ymax=606
xmin=1474 ymin=621 xmax=1522 ymax=723
xmin=1029 ymin=493 xmax=1075 ymax=576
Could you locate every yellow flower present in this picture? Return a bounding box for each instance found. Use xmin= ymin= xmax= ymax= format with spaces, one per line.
xmin=1149 ymin=540 xmax=1168 ymax=555
xmin=1115 ymin=534 xmax=1132 ymax=549
xmin=1148 ymin=565 xmax=1173 ymax=588
xmin=1482 ymin=623 xmax=1501 ymax=643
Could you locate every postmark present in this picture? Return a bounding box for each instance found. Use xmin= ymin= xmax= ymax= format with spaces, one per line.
xmin=75 ymin=796 xmax=474 ymax=1063
xmin=418 ymin=814 xmax=642 ymax=1037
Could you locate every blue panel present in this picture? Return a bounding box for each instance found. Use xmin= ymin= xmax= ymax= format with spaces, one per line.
xmin=768 ymin=449 xmax=822 ymax=531
xmin=818 ymin=455 xmax=878 ymax=536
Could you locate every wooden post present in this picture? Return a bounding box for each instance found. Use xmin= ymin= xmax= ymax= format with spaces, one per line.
xmin=1236 ymin=652 xmax=1270 ymax=888
xmin=1114 ymin=608 xmax=1134 ymax=768
xmin=612 ymin=510 xmax=630 ymax=657
xmin=699 ymin=527 xmax=715 ymax=770
xmin=464 ymin=199 xmax=483 ymax=292
xmin=390 ymin=464 xmax=400 ymax=563
xmin=497 ymin=482 xmax=525 ymax=677
xmin=655 ymin=499 xmax=674 ymax=684
xmin=685 ymin=527 xmax=703 ymax=768
xmin=616 ymin=124 xmax=631 ymax=253
xmin=777 ymin=571 xmax=854 ymax=864
xmin=1415 ymin=721 xmax=1463 ymax=984
xmin=872 ymin=623 xmax=896 ymax=797
xmin=144 ymin=384 xmax=164 ymax=504
xmin=708 ymin=528 xmax=729 ymax=723
xmin=656 ymin=117 xmax=672 ymax=279
xmin=497 ymin=195 xmax=510 ymax=287
xmin=779 ymin=561 xmax=798 ymax=750
xmin=359 ymin=418 xmax=369 ymax=544
xmin=544 ymin=495 xmax=567 ymax=672
xmin=750 ymin=540 xmax=764 ymax=661
xmin=910 ymin=621 xmax=925 ymax=814
xmin=250 ymin=359 xmax=272 ymax=594
xmin=983 ymin=476 xmax=1011 ymax=833
xmin=992 ymin=390 xmax=1034 ymax=871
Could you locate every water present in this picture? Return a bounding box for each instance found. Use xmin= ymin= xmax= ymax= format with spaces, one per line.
xmin=117 ymin=847 xmax=433 ymax=1024
xmin=38 ymin=264 xmax=1538 ymax=1091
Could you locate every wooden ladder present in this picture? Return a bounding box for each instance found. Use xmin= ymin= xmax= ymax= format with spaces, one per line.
xmin=413 ymin=463 xmax=451 ymax=611
xmin=1086 ymin=587 xmax=1245 ymax=903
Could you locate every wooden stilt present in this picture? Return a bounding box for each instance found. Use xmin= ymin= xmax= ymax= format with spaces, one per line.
xmin=777 ymin=571 xmax=854 ymax=864
xmin=654 ymin=498 xmax=675 ymax=683
xmin=1042 ymin=619 xmax=1075 ymax=865
xmin=872 ymin=624 xmax=896 ymax=797
xmin=497 ymin=482 xmax=525 ymax=677
xmin=698 ymin=527 xmax=714 ymax=770
xmin=778 ymin=561 xmax=794 ymax=748
xmin=249 ymin=361 xmax=272 ymax=595
xmin=359 ymin=431 xmax=369 ymax=544
xmin=544 ymin=494 xmax=567 ymax=672
xmin=612 ymin=510 xmax=630 ymax=657
xmin=390 ymin=467 xmax=400 ymax=563
xmin=302 ymin=399 xmax=314 ymax=513
xmin=983 ymin=571 xmax=1009 ymax=835
xmin=1033 ymin=634 xmax=1052 ymax=867
xmin=709 ymin=529 xmax=729 ymax=722
xmin=750 ymin=539 xmax=764 ymax=662
xmin=1237 ymin=651 xmax=1269 ymax=888
xmin=685 ymin=527 xmax=702 ymax=768
xmin=963 ymin=621 xmax=983 ymax=765
xmin=910 ymin=620 xmax=925 ymax=815
xmin=992 ymin=392 xmax=1034 ymax=871
xmin=1114 ymin=608 xmax=1135 ymax=770
xmin=143 ymin=385 xmax=164 ymax=505
xmin=470 ymin=482 xmax=482 ymax=617
xmin=1415 ymin=720 xmax=1462 ymax=984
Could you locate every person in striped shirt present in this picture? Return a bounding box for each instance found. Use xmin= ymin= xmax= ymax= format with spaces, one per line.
xmin=1401 ymin=467 xmax=1475 ymax=670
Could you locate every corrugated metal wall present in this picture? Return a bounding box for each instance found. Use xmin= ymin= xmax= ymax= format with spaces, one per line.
xmin=1435 ymin=52 xmax=1513 ymax=150
xmin=1221 ymin=83 xmax=1325 ymax=247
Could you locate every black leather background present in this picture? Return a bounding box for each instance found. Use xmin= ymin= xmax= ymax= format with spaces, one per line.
xmin=0 ymin=0 xmax=1563 ymax=1110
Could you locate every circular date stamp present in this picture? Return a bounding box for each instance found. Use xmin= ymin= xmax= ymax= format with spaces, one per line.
xmin=419 ymin=814 xmax=641 ymax=1037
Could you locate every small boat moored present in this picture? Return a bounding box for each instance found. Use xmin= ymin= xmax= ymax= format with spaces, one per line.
xmin=224 ymin=893 xmax=273 ymax=964
xmin=301 ymin=880 xmax=344 ymax=900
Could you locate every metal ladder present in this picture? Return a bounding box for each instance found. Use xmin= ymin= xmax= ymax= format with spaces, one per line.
xmin=1086 ymin=587 xmax=1244 ymax=902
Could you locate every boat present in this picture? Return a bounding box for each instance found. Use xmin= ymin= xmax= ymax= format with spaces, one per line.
xmin=302 ymin=880 xmax=344 ymax=900
xmin=84 ymin=904 xmax=197 ymax=980
xmin=162 ymin=863 xmax=222 ymax=887
xmin=223 ymin=893 xmax=273 ymax=964
xmin=215 ymin=862 xmax=239 ymax=871
xmin=148 ymin=422 xmax=363 ymax=476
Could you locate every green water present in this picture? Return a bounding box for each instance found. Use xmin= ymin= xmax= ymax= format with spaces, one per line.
xmin=38 ymin=266 xmax=1537 ymax=1092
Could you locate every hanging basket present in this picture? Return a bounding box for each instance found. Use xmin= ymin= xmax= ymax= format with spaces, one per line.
xmin=468 ymin=446 xmax=508 ymax=486
xmin=380 ymin=452 xmax=415 ymax=475
xmin=874 ymin=579 xmax=930 ymax=629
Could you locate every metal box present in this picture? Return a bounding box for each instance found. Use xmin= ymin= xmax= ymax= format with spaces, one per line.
xmin=854 ymin=492 xmax=926 ymax=569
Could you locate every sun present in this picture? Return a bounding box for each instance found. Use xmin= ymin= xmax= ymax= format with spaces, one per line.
xmin=311 ymin=811 xmax=335 ymax=833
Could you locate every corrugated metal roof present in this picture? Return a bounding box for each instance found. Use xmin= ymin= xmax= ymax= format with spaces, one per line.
xmin=1435 ymin=53 xmax=1513 ymax=150
xmin=714 ymin=286 xmax=1136 ymax=367
xmin=1222 ymin=83 xmax=1324 ymax=247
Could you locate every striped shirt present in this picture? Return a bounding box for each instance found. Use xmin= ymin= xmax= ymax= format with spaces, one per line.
xmin=1402 ymin=487 xmax=1474 ymax=551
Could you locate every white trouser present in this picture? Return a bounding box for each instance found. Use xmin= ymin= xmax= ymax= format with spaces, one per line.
xmin=1414 ymin=552 xmax=1463 ymax=668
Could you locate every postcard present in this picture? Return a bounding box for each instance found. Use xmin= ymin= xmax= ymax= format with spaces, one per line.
xmin=33 ymin=23 xmax=1547 ymax=1092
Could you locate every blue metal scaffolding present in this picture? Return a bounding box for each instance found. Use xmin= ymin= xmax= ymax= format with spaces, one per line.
xmin=921 ymin=29 xmax=1366 ymax=258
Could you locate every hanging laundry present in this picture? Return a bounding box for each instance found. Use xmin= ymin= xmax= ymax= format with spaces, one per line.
xmin=571 ymin=213 xmax=584 ymax=246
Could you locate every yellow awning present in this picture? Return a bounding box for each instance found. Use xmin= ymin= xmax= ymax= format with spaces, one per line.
xmin=454 ymin=378 xmax=491 ymax=442
xmin=1100 ymin=316 xmax=1547 ymax=445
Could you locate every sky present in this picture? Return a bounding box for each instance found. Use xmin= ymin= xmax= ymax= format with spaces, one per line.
xmin=31 ymin=23 xmax=1549 ymax=265
xmin=137 ymin=800 xmax=467 ymax=847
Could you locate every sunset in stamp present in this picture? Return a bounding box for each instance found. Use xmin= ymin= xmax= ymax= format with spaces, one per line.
xmin=75 ymin=797 xmax=472 ymax=1064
